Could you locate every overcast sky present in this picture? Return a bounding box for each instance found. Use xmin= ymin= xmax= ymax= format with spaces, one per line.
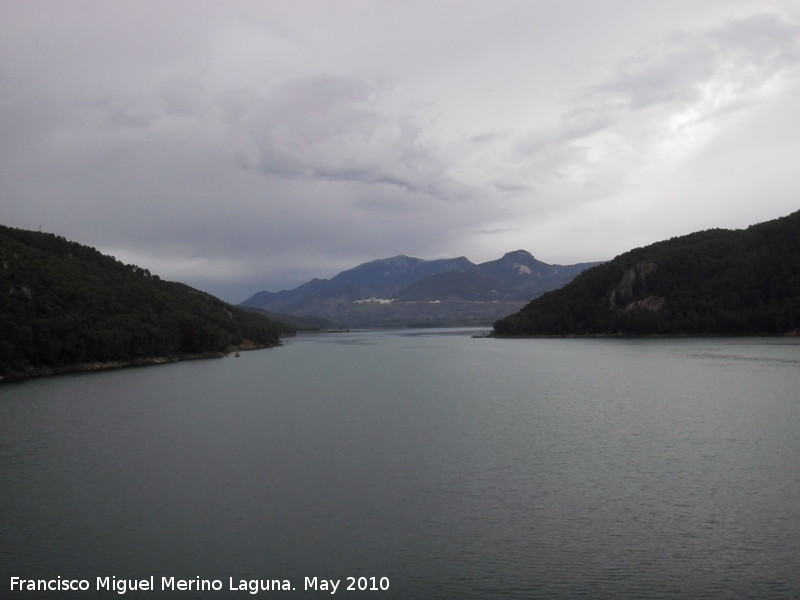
xmin=2 ymin=1 xmax=799 ymax=302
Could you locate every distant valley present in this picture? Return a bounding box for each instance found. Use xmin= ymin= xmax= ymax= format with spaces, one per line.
xmin=240 ymin=251 xmax=602 ymax=328
xmin=6 ymin=207 xmax=798 ymax=383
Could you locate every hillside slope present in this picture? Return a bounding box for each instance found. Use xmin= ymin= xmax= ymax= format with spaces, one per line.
xmin=494 ymin=211 xmax=800 ymax=336
xmin=0 ymin=225 xmax=290 ymax=380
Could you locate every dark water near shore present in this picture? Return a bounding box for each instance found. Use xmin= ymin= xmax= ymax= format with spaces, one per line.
xmin=1 ymin=329 xmax=799 ymax=598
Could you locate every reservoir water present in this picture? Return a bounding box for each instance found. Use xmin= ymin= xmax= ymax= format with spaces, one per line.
xmin=1 ymin=329 xmax=799 ymax=598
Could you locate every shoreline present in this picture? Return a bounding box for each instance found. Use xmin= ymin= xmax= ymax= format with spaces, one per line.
xmin=0 ymin=342 xmax=279 ymax=383
xmin=488 ymin=330 xmax=800 ymax=339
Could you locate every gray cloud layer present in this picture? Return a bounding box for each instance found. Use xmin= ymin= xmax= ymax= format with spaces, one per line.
xmin=2 ymin=1 xmax=799 ymax=301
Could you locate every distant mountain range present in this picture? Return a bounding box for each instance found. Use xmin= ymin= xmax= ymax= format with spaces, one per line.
xmin=493 ymin=210 xmax=800 ymax=336
xmin=240 ymin=251 xmax=602 ymax=327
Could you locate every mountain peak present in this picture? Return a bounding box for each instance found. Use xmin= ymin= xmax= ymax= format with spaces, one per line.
xmin=503 ymin=249 xmax=535 ymax=260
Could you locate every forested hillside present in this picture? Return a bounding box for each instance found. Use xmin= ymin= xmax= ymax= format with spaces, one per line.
xmin=0 ymin=225 xmax=290 ymax=380
xmin=493 ymin=210 xmax=800 ymax=336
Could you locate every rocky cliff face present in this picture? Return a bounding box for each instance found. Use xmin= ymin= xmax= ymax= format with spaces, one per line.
xmin=608 ymin=260 xmax=664 ymax=312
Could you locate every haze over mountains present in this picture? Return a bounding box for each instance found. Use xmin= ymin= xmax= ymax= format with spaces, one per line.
xmin=240 ymin=251 xmax=602 ymax=327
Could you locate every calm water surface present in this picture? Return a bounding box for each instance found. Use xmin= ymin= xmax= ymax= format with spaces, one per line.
xmin=1 ymin=330 xmax=799 ymax=598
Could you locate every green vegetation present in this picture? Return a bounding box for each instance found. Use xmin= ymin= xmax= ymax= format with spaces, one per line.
xmin=0 ymin=225 xmax=292 ymax=380
xmin=494 ymin=210 xmax=800 ymax=336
